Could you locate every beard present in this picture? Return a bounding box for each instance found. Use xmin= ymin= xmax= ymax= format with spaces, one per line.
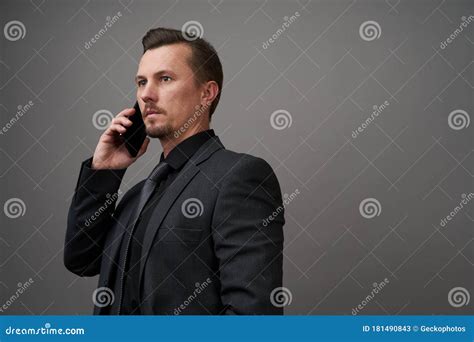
xmin=145 ymin=120 xmax=174 ymax=139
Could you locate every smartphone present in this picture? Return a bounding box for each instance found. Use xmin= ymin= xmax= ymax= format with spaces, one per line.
xmin=123 ymin=102 xmax=147 ymax=157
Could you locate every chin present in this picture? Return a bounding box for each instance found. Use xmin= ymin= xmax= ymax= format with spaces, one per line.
xmin=145 ymin=123 xmax=174 ymax=139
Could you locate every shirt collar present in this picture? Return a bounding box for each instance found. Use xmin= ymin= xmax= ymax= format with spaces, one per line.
xmin=159 ymin=129 xmax=215 ymax=170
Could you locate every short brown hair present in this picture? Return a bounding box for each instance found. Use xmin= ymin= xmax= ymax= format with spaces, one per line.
xmin=142 ymin=27 xmax=223 ymax=119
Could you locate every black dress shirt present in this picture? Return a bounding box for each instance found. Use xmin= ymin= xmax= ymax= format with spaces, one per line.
xmin=121 ymin=129 xmax=215 ymax=314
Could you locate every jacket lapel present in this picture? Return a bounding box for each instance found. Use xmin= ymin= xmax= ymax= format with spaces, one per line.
xmin=138 ymin=136 xmax=225 ymax=289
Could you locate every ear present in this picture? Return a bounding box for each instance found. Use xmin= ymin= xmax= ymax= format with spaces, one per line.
xmin=200 ymin=80 xmax=219 ymax=109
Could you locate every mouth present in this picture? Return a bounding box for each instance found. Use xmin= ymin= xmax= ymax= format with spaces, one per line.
xmin=145 ymin=111 xmax=162 ymax=117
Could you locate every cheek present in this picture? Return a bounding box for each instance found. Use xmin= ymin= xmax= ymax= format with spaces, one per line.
xmin=166 ymin=84 xmax=199 ymax=111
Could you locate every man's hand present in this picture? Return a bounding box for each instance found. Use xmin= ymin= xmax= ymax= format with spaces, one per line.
xmin=91 ymin=107 xmax=150 ymax=170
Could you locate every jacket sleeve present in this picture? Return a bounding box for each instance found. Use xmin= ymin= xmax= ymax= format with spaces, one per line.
xmin=64 ymin=157 xmax=126 ymax=277
xmin=211 ymin=155 xmax=285 ymax=314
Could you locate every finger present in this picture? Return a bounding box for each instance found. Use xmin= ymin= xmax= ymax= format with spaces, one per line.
xmin=106 ymin=123 xmax=127 ymax=135
xmin=112 ymin=116 xmax=132 ymax=127
xmin=135 ymin=137 xmax=150 ymax=158
xmin=116 ymin=107 xmax=135 ymax=118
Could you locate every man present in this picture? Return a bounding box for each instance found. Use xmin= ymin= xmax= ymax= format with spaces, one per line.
xmin=64 ymin=27 xmax=285 ymax=315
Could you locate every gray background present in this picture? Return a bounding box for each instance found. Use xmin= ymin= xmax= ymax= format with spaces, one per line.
xmin=0 ymin=0 xmax=472 ymax=315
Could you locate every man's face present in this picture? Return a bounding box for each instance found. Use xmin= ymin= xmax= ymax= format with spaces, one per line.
xmin=135 ymin=43 xmax=203 ymax=139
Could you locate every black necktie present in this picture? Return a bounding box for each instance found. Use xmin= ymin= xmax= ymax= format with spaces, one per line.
xmin=131 ymin=161 xmax=172 ymax=226
xmin=117 ymin=161 xmax=172 ymax=314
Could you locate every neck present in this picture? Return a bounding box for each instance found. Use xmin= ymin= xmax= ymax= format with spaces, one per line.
xmin=160 ymin=121 xmax=210 ymax=158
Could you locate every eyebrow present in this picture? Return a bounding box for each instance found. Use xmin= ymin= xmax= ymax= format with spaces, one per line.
xmin=134 ymin=70 xmax=174 ymax=83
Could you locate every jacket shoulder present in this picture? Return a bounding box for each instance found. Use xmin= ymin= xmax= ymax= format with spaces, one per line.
xmin=213 ymin=148 xmax=273 ymax=168
xmin=203 ymin=148 xmax=277 ymax=185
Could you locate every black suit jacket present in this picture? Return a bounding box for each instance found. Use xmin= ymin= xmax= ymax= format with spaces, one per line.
xmin=64 ymin=136 xmax=285 ymax=314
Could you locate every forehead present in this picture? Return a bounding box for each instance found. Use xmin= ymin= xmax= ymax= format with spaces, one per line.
xmin=137 ymin=43 xmax=193 ymax=75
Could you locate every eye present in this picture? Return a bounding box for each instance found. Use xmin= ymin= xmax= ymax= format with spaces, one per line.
xmin=160 ymin=76 xmax=172 ymax=82
xmin=137 ymin=80 xmax=146 ymax=87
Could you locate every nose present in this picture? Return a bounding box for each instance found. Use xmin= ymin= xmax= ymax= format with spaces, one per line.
xmin=139 ymin=83 xmax=158 ymax=105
